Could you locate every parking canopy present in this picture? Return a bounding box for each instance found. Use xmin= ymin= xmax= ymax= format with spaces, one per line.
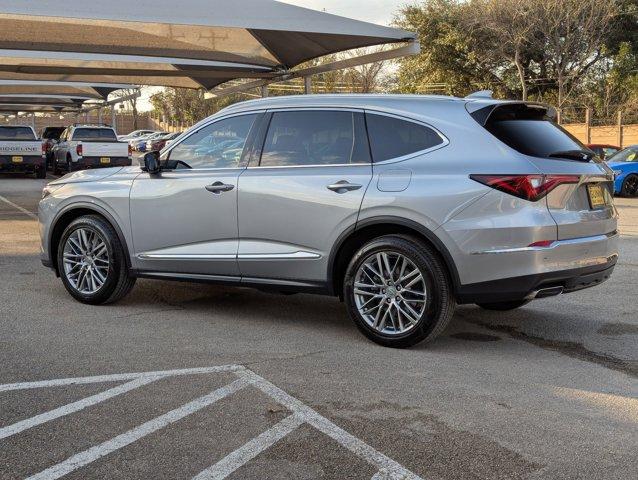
xmin=0 ymin=0 xmax=415 ymax=89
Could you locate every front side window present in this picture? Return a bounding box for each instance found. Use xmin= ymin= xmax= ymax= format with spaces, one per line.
xmin=260 ymin=111 xmax=370 ymax=167
xmin=608 ymin=147 xmax=638 ymax=163
xmin=166 ymin=114 xmax=257 ymax=169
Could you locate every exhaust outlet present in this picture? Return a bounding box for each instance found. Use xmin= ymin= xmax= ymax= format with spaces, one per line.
xmin=533 ymin=286 xmax=564 ymax=299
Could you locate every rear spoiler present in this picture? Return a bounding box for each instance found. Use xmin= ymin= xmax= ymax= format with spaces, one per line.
xmin=466 ymin=102 xmax=558 ymax=126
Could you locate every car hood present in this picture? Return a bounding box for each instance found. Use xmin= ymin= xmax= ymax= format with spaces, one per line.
xmin=607 ymin=161 xmax=636 ymax=170
xmin=48 ymin=167 xmax=126 ymax=185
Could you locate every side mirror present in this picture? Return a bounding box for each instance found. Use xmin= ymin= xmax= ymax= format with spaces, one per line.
xmin=143 ymin=152 xmax=161 ymax=174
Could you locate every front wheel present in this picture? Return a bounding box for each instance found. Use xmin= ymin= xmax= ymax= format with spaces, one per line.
xmin=344 ymin=235 xmax=456 ymax=348
xmin=621 ymin=174 xmax=638 ymax=197
xmin=57 ymin=215 xmax=135 ymax=304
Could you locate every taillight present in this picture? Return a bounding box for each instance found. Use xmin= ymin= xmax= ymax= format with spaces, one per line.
xmin=470 ymin=174 xmax=580 ymax=201
xmin=41 ymin=142 xmax=46 ymax=157
xmin=76 ymin=143 xmax=83 ymax=157
xmin=128 ymin=143 xmax=132 ymax=157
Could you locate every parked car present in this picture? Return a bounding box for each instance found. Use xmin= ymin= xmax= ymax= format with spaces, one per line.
xmin=587 ymin=143 xmax=620 ymax=161
xmin=147 ymin=132 xmax=181 ymax=152
xmin=607 ymin=145 xmax=638 ymax=196
xmin=0 ymin=125 xmax=45 ymax=178
xmin=52 ymin=124 xmax=131 ymax=174
xmin=39 ymin=95 xmax=618 ymax=348
xmin=117 ymin=129 xmax=155 ymax=142
xmin=40 ymin=126 xmax=66 ymax=170
xmin=133 ymin=132 xmax=166 ymax=152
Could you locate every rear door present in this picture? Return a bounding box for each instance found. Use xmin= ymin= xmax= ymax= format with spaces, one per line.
xmin=481 ymin=104 xmax=617 ymax=240
xmin=237 ymin=109 xmax=373 ymax=285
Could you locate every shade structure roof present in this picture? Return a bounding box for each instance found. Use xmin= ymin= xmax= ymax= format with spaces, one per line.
xmin=0 ymin=0 xmax=415 ymax=89
xmin=0 ymin=104 xmax=80 ymax=113
xmin=0 ymin=80 xmax=130 ymax=100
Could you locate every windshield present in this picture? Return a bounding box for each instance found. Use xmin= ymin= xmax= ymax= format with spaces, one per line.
xmin=607 ymin=147 xmax=638 ymax=163
xmin=73 ymin=128 xmax=117 ymax=141
xmin=0 ymin=127 xmax=36 ymax=140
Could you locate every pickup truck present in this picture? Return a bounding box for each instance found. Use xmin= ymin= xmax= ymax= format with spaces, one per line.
xmin=53 ymin=125 xmax=131 ymax=174
xmin=0 ymin=126 xmax=46 ymax=178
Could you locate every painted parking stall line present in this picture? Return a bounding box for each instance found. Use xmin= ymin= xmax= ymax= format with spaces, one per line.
xmin=1 ymin=365 xmax=423 ymax=480
xmin=0 ymin=193 xmax=38 ymax=220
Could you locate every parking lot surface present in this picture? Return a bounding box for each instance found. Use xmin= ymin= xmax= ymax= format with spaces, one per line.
xmin=1 ymin=175 xmax=637 ymax=479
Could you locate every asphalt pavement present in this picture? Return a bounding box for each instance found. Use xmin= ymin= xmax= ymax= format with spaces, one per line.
xmin=0 ymin=174 xmax=636 ymax=480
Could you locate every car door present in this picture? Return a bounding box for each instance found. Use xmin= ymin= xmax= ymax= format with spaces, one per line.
xmin=130 ymin=112 xmax=262 ymax=277
xmin=237 ymin=109 xmax=373 ymax=286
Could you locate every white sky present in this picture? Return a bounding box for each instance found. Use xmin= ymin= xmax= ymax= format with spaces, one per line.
xmin=137 ymin=0 xmax=410 ymax=110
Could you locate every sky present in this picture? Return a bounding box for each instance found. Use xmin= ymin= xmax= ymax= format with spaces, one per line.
xmin=137 ymin=0 xmax=410 ymax=111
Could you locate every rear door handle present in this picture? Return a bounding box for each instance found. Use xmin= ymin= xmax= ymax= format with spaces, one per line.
xmin=205 ymin=181 xmax=235 ymax=194
xmin=327 ymin=180 xmax=363 ymax=193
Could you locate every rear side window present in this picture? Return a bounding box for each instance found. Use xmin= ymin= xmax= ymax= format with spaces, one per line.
xmin=365 ymin=113 xmax=444 ymax=162
xmin=478 ymin=104 xmax=593 ymax=161
xmin=260 ymin=111 xmax=370 ymax=167
xmin=0 ymin=127 xmax=35 ymax=140
xmin=72 ymin=128 xmax=117 ymax=141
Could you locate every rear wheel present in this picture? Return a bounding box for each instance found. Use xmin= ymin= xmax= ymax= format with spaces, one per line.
xmin=57 ymin=215 xmax=135 ymax=304
xmin=344 ymin=235 xmax=456 ymax=348
xmin=621 ymin=174 xmax=638 ymax=197
xmin=35 ymin=166 xmax=46 ymax=179
xmin=476 ymin=299 xmax=531 ymax=311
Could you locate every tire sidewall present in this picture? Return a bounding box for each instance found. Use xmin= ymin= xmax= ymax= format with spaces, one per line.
xmin=344 ymin=236 xmax=448 ymax=347
xmin=57 ymin=216 xmax=123 ymax=305
xmin=622 ymin=175 xmax=638 ymax=197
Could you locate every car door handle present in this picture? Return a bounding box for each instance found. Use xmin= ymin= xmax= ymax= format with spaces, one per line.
xmin=205 ymin=182 xmax=235 ymax=194
xmin=326 ymin=180 xmax=362 ymax=193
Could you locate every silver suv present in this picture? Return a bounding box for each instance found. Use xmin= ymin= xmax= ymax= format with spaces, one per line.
xmin=39 ymin=94 xmax=618 ymax=347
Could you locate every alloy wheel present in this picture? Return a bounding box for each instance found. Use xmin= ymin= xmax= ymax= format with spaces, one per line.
xmin=62 ymin=227 xmax=110 ymax=294
xmin=353 ymin=250 xmax=427 ymax=335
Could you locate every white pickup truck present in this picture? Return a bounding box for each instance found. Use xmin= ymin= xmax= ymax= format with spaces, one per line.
xmin=0 ymin=126 xmax=46 ymax=178
xmin=53 ymin=125 xmax=131 ymax=174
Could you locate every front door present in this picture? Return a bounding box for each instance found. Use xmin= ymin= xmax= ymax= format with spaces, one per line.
xmin=237 ymin=109 xmax=373 ymax=286
xmin=130 ymin=113 xmax=261 ymax=277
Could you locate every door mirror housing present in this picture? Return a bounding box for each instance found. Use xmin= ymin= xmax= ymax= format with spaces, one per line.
xmin=143 ymin=152 xmax=161 ymax=174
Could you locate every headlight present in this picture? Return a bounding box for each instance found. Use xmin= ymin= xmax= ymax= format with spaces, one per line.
xmin=41 ymin=184 xmax=64 ymax=199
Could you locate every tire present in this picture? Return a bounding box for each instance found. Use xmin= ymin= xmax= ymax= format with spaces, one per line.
xmin=35 ymin=166 xmax=46 ymax=179
xmin=343 ymin=235 xmax=456 ymax=348
xmin=621 ymin=174 xmax=638 ymax=197
xmin=57 ymin=215 xmax=136 ymax=305
xmin=476 ymin=299 xmax=531 ymax=311
xmin=53 ymin=157 xmax=62 ymax=176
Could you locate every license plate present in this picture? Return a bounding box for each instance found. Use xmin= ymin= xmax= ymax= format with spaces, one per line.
xmin=587 ymin=184 xmax=606 ymax=209
xmin=100 ymin=157 xmax=111 ymax=164
xmin=11 ymin=156 xmax=23 ymax=163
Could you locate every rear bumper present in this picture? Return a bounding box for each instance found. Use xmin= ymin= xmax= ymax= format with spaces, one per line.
xmin=456 ymin=255 xmax=617 ymax=304
xmin=70 ymin=157 xmax=131 ymax=170
xmin=0 ymin=155 xmax=44 ymax=172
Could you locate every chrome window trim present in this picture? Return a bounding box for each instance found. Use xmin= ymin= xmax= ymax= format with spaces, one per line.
xmin=363 ymin=109 xmax=450 ymax=165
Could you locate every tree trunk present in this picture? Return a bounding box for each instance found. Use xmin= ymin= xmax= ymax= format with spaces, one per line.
xmin=514 ymin=48 xmax=527 ymax=101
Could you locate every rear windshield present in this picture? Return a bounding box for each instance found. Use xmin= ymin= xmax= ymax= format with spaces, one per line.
xmin=0 ymin=127 xmax=35 ymax=140
xmin=41 ymin=127 xmax=65 ymax=140
xmin=72 ymin=128 xmax=117 ymax=141
xmin=474 ymin=104 xmax=596 ymax=161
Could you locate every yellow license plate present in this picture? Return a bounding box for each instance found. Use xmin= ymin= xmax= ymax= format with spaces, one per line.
xmin=100 ymin=157 xmax=111 ymax=164
xmin=587 ymin=184 xmax=606 ymax=209
xmin=11 ymin=156 xmax=23 ymax=163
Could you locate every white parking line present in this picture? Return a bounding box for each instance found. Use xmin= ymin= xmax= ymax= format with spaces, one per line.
xmin=0 ymin=376 xmax=162 ymax=440
xmin=0 ymin=193 xmax=38 ymax=220
xmin=1 ymin=365 xmax=423 ymax=480
xmin=26 ymin=378 xmax=251 ymax=480
xmin=192 ymin=414 xmax=305 ymax=480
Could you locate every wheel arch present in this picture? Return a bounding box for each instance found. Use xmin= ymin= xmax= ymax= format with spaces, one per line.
xmin=49 ymin=204 xmax=131 ymax=275
xmin=328 ymin=216 xmax=460 ymax=297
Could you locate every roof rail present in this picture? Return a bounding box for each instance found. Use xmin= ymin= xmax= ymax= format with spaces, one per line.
xmin=465 ymin=90 xmax=493 ymax=99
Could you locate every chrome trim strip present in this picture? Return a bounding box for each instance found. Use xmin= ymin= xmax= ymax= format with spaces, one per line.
xmin=471 ymin=231 xmax=618 ymax=255
xmin=137 ymin=251 xmax=321 ymax=260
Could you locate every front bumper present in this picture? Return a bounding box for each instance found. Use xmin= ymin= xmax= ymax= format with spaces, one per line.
xmin=0 ymin=155 xmax=44 ymax=172
xmin=456 ymin=255 xmax=617 ymax=304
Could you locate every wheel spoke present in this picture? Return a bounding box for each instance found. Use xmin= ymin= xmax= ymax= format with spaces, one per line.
xmin=403 ymin=273 xmax=423 ymax=290
xmin=397 ymin=267 xmax=419 ymax=285
xmin=396 ymin=302 xmax=418 ymax=325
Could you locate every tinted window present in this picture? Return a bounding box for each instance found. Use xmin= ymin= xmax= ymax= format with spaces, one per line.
xmin=366 ymin=114 xmax=443 ymax=162
xmin=0 ymin=127 xmax=35 ymax=140
xmin=41 ymin=127 xmax=65 ymax=140
xmin=72 ymin=128 xmax=117 ymax=141
xmin=167 ymin=114 xmax=257 ymax=169
xmin=479 ymin=104 xmax=593 ymax=161
xmin=260 ymin=111 xmax=370 ymax=167
xmin=608 ymin=147 xmax=638 ymax=163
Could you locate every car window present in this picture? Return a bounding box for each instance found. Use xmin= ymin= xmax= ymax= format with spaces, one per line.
xmin=260 ymin=110 xmax=370 ymax=167
xmin=167 ymin=114 xmax=257 ymax=169
xmin=72 ymin=128 xmax=117 ymax=141
xmin=0 ymin=127 xmax=36 ymax=140
xmin=365 ymin=113 xmax=444 ymax=162
xmin=609 ymin=148 xmax=638 ymax=162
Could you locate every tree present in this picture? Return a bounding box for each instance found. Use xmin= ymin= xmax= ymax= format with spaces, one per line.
xmin=121 ymin=88 xmax=141 ymax=130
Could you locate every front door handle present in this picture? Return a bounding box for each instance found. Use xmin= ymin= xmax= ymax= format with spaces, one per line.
xmin=205 ymin=181 xmax=235 ymax=194
xmin=327 ymin=180 xmax=363 ymax=194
